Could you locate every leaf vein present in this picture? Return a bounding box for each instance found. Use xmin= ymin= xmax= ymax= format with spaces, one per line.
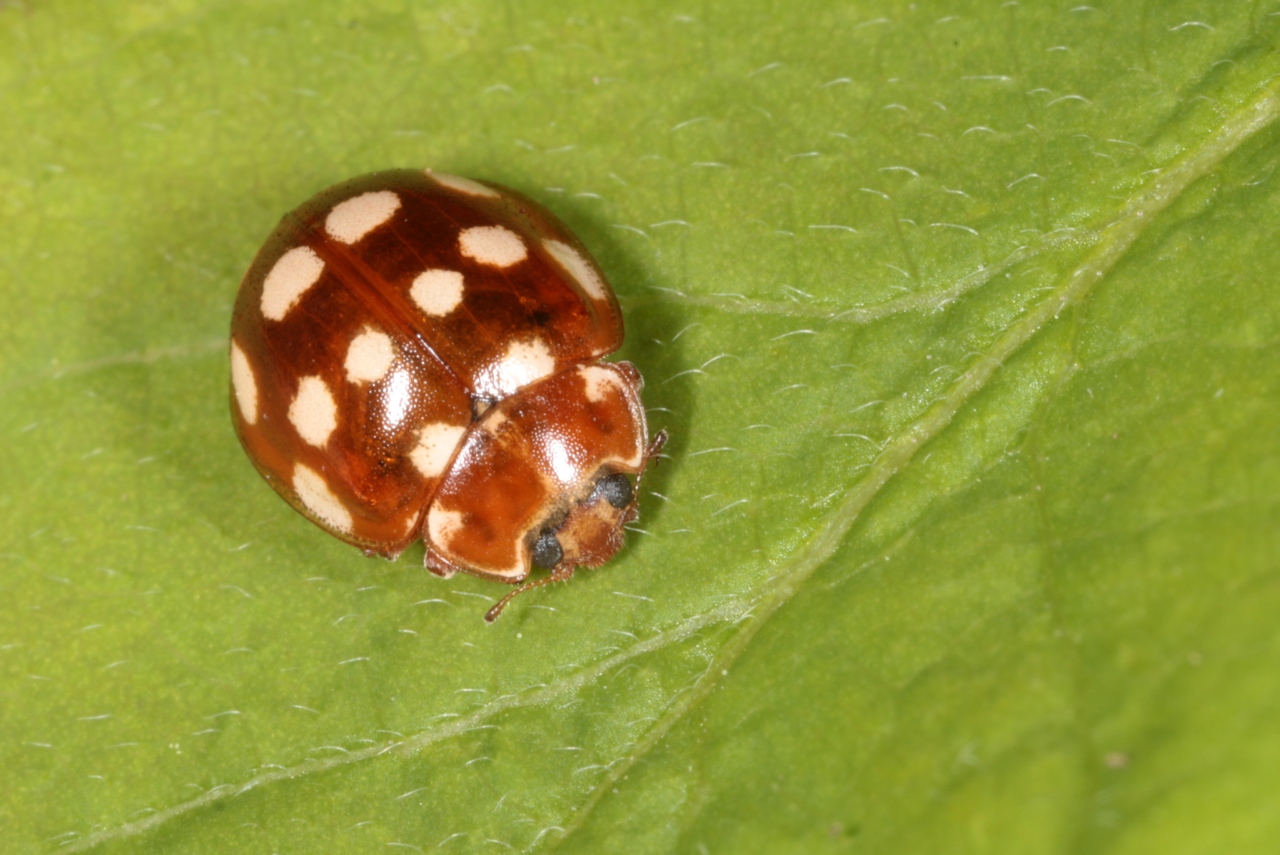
xmin=546 ymin=76 xmax=1280 ymax=850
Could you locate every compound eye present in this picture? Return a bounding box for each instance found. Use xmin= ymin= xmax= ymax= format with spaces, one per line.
xmin=532 ymin=530 xmax=564 ymax=570
xmin=594 ymin=472 xmax=634 ymax=509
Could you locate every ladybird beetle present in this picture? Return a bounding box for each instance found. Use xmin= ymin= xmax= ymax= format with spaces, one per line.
xmin=229 ymin=169 xmax=665 ymax=621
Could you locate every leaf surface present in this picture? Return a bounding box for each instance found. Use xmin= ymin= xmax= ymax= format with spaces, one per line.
xmin=1 ymin=1 xmax=1279 ymax=852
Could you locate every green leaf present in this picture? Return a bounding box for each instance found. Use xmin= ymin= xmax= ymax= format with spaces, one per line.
xmin=3 ymin=1 xmax=1279 ymax=852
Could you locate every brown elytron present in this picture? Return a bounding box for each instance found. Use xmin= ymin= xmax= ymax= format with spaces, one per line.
xmin=230 ymin=169 xmax=664 ymax=620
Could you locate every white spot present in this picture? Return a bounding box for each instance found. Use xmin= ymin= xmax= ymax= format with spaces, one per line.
xmin=428 ymin=171 xmax=500 ymax=199
xmin=411 ymin=423 xmax=468 ymax=478
xmin=482 ymin=411 xmax=510 ymax=435
xmin=477 ymin=338 xmax=556 ymax=397
xmin=324 ymin=190 xmax=401 ymax=244
xmin=230 ymin=340 xmax=258 ymax=423
xmin=260 ymin=246 xmax=324 ymax=321
xmin=344 ymin=329 xmax=395 ymax=384
xmin=428 ymin=506 xmax=521 ymax=577
xmin=288 ymin=376 xmax=338 ymax=447
xmin=543 ymin=239 xmax=608 ymax=301
xmin=293 ymin=464 xmax=353 ymax=534
xmin=580 ymin=364 xmax=619 ymax=403
xmin=427 ymin=507 xmax=465 ymax=551
xmin=458 ymin=225 xmax=527 ymax=268
xmin=410 ymin=269 xmax=465 ymax=316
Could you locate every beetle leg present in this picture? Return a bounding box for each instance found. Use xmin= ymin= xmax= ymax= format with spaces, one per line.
xmin=630 ymin=428 xmax=669 ymax=504
xmin=484 ymin=563 xmax=576 ymax=623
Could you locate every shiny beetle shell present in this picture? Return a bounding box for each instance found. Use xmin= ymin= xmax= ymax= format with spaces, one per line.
xmin=229 ymin=169 xmax=665 ymax=620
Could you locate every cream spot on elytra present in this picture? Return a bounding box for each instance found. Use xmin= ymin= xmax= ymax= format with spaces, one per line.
xmin=427 ymin=507 xmax=465 ymax=552
xmin=428 ymin=171 xmax=500 ymax=199
xmin=293 ymin=464 xmax=353 ymax=534
xmin=410 ymin=269 xmax=465 ymax=317
xmin=288 ymin=376 xmax=338 ymax=447
xmin=410 ymin=422 xmax=468 ymax=478
xmin=344 ymin=328 xmax=396 ymax=384
xmin=481 ymin=411 xmax=510 ymax=435
xmin=230 ymin=340 xmax=259 ymax=424
xmin=260 ymin=246 xmax=324 ymax=321
xmin=543 ymin=239 xmax=608 ymax=301
xmin=476 ymin=338 xmax=556 ymax=398
xmin=580 ymin=364 xmax=619 ymax=403
xmin=430 ymin=502 xmax=523 ymax=578
xmin=324 ymin=190 xmax=401 ymax=245
xmin=458 ymin=225 xmax=527 ymax=268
